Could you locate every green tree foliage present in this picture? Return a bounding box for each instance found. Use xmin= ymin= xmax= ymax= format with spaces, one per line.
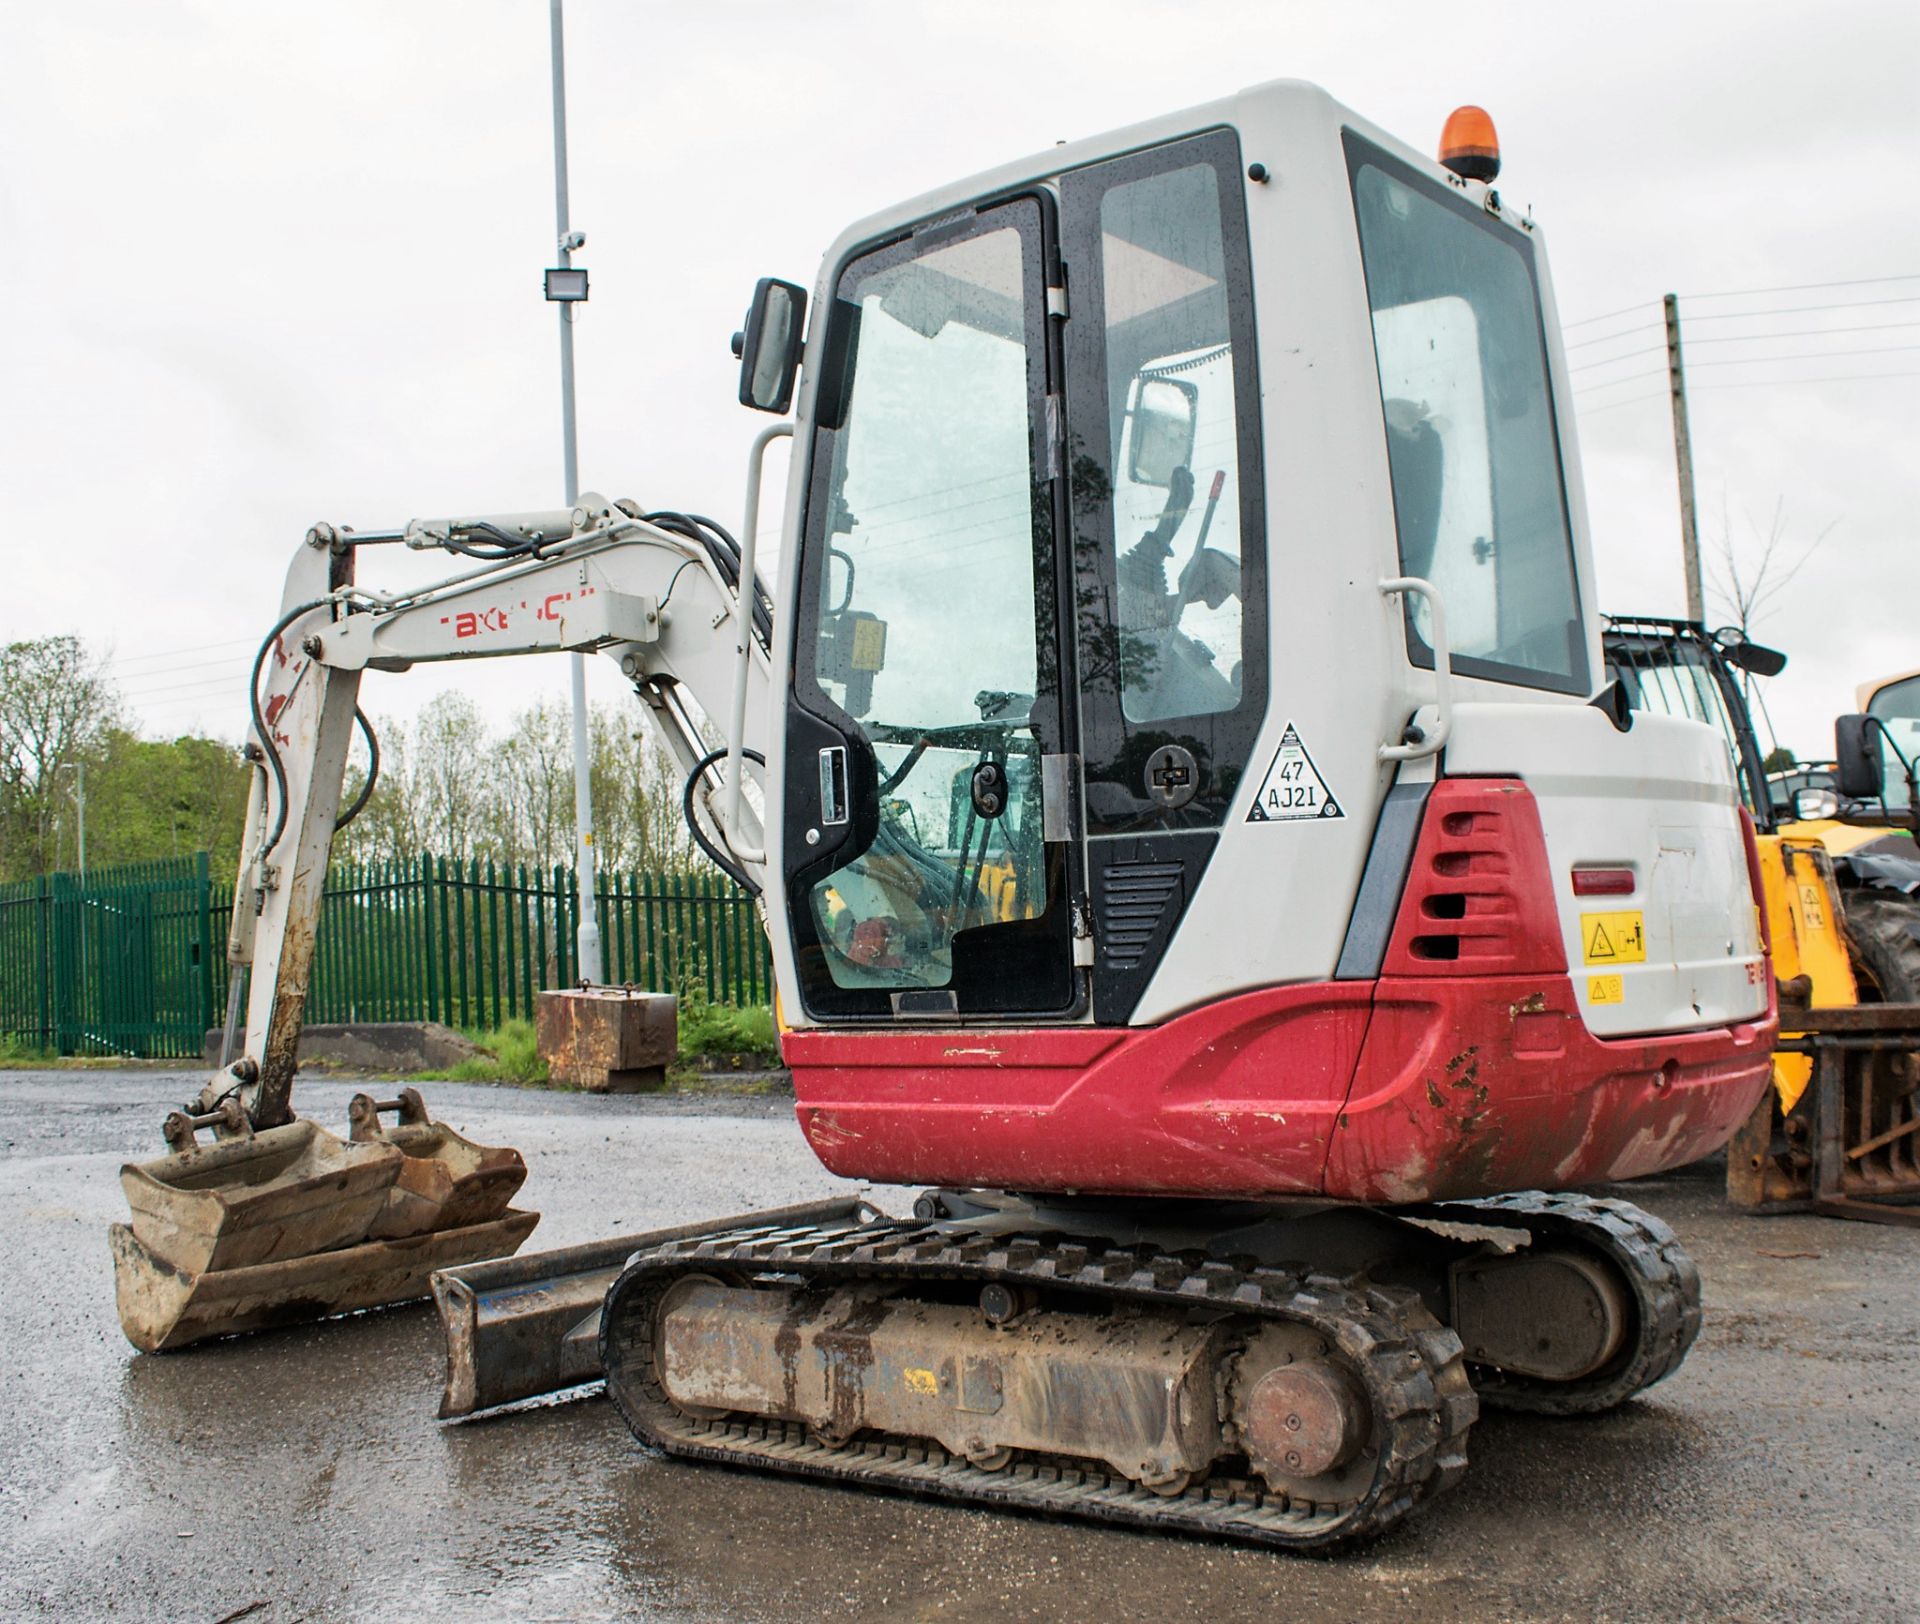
xmin=86 ymin=728 xmax=250 ymax=876
xmin=1762 ymin=746 xmax=1798 ymax=775
xmin=2 ymin=633 xmax=698 ymax=882
xmin=334 ymin=695 xmax=696 ymax=872
xmin=0 ymin=635 xmax=120 ymax=878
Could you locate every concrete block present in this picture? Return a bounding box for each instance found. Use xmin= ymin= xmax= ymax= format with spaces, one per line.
xmin=202 ymin=1021 xmax=483 ymax=1074
xmin=536 ymin=988 xmax=678 ymax=1093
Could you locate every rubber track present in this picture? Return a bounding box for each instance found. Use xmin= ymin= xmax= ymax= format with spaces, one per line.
xmin=1433 ymin=1191 xmax=1702 ymax=1415
xmin=601 ymin=1216 xmax=1477 ymax=1550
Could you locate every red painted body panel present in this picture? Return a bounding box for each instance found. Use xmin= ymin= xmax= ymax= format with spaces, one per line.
xmin=1379 ymin=779 xmax=1567 ymax=978
xmin=787 ymin=974 xmax=1774 ymax=1200
xmin=788 ymin=984 xmax=1372 ymax=1195
xmin=1325 ymin=975 xmax=1773 ymax=1202
xmin=784 ymin=777 xmax=1777 ymax=1204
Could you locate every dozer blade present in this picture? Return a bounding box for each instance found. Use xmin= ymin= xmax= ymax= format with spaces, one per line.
xmin=431 ymin=1195 xmax=876 ymax=1418
xmin=112 ymin=1208 xmax=541 ymax=1353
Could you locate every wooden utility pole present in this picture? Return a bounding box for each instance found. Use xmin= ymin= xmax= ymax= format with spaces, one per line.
xmin=1664 ymin=293 xmax=1706 ymax=622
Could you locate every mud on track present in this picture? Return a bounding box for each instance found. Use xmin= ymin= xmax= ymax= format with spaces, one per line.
xmin=2 ymin=1068 xmax=1914 ymax=1621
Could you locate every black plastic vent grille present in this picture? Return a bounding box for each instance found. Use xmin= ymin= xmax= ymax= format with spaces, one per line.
xmin=1099 ymin=860 xmax=1186 ymax=968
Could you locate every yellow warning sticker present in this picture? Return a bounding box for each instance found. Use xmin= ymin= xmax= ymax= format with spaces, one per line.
xmin=1582 ymin=910 xmax=1646 ymax=965
xmin=1588 ymin=974 xmax=1625 ymax=1004
xmin=903 ymin=1367 xmax=938 ymax=1396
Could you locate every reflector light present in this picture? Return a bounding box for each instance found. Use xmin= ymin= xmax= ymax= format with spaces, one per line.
xmin=1438 ymin=105 xmax=1501 ymax=182
xmin=1572 ymin=868 xmax=1636 ymax=897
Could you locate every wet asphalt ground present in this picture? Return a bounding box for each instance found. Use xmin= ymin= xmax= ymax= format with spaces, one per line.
xmin=1 ymin=1067 xmax=1915 ymax=1623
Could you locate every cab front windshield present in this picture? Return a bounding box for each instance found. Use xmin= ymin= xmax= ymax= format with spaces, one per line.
xmin=1867 ymin=675 xmax=1920 ymax=803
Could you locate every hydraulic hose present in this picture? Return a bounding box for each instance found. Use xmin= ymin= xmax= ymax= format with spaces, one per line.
xmin=681 ymin=746 xmax=768 ymax=895
xmin=334 ymin=708 xmax=380 ymax=831
xmin=249 ymin=598 xmax=331 ymax=863
xmin=644 ymin=510 xmax=774 ymax=649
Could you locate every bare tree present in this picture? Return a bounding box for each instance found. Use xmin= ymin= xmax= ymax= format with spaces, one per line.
xmin=332 ymin=693 xmax=697 ymax=876
xmin=591 ymin=707 xmax=698 ymax=874
xmin=496 ymin=697 xmax=575 ymax=872
xmin=1706 ymin=496 xmax=1837 ymax=640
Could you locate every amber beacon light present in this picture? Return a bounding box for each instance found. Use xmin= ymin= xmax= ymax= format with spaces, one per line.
xmin=1438 ymin=105 xmax=1501 ymax=182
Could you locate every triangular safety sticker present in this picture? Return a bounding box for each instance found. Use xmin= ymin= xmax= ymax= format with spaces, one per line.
xmin=1246 ymin=721 xmax=1344 ymax=823
xmin=1587 ymin=922 xmax=1617 ymax=959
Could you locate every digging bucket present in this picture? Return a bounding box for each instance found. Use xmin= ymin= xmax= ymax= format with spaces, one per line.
xmin=112 ymin=1208 xmax=541 ymax=1353
xmin=347 ymin=1088 xmax=528 ymax=1241
xmin=120 ymin=1118 xmax=403 ymax=1276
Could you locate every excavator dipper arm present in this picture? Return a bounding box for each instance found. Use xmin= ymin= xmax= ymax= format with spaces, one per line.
xmin=195 ymin=496 xmax=772 ymax=1133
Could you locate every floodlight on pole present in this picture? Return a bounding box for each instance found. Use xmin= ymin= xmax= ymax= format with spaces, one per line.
xmin=549 ymin=0 xmax=602 ymax=986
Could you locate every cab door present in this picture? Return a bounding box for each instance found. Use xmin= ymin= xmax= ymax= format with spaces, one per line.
xmin=784 ymin=196 xmax=1081 ymax=1022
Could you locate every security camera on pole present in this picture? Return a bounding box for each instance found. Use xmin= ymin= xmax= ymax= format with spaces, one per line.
xmin=546 ymin=0 xmax=602 ymax=986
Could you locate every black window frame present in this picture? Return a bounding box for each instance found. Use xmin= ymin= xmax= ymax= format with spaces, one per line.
xmin=1058 ymin=126 xmax=1271 ymax=838
xmin=782 ymin=189 xmax=1083 ymax=1023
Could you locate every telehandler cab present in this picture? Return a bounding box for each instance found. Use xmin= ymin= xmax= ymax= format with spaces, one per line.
xmin=113 ymin=82 xmax=1775 ymax=1548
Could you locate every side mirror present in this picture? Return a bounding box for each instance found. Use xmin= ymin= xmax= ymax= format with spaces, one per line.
xmin=1794 ymin=786 xmax=1841 ymax=821
xmin=732 ymin=277 xmax=808 ymax=414
xmin=1126 ymin=375 xmax=1198 ymax=487
xmin=1834 ymin=713 xmax=1883 ymax=800
xmin=1711 ymin=627 xmax=1788 ymax=678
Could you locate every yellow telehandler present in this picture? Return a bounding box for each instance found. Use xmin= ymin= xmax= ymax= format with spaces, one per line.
xmin=1606 ymin=618 xmax=1920 ymax=1223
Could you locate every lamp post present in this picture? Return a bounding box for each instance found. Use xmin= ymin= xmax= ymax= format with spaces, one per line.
xmin=546 ymin=0 xmax=602 ymax=985
xmin=59 ymin=761 xmax=86 ymax=882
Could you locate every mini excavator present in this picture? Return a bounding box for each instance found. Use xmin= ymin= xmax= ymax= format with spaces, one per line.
xmin=113 ymin=83 xmax=1776 ymax=1548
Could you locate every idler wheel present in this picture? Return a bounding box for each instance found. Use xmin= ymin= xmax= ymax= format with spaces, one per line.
xmin=1239 ymin=1360 xmax=1367 ymax=1481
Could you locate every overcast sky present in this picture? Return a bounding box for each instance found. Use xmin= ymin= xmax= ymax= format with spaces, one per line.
xmin=2 ymin=1 xmax=1915 ymax=759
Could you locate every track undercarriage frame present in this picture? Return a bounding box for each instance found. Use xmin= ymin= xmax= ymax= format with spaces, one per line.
xmin=439 ymin=1185 xmax=1701 ymax=1549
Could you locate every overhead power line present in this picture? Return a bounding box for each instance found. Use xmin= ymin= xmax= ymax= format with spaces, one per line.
xmin=1565 ymin=324 xmax=1661 ymax=352
xmin=1561 ymin=300 xmax=1653 ymax=332
xmin=1690 ymin=319 xmax=1920 ymax=345
xmin=1570 ymin=316 xmax=1920 ymax=361
xmin=1576 ymin=369 xmax=1920 ymax=410
xmin=1683 ymin=293 xmax=1920 ymax=323
xmin=1691 ymin=344 xmax=1920 ymax=368
xmin=1684 ymin=272 xmax=1920 ymax=300
xmin=1694 ymin=368 xmax=1920 ymax=392
xmin=1563 ymin=278 xmax=1920 ymax=335
xmin=1578 ymin=339 xmax=1920 ymax=378
xmin=103 ymin=637 xmax=253 ymax=670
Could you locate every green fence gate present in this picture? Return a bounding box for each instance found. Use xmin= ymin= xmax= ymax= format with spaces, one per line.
xmin=0 ymin=855 xmax=216 ymax=1058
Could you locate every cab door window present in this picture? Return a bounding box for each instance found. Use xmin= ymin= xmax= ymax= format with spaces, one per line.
xmin=1061 ymin=130 xmax=1268 ymax=833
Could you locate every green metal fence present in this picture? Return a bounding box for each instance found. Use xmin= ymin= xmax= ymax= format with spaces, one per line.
xmin=0 ymin=853 xmax=768 ymax=1059
xmin=0 ymin=855 xmax=216 ymax=1059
